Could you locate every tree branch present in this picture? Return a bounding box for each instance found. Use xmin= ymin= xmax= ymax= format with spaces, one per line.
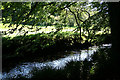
xmin=51 ymin=2 xmax=76 ymax=15
xmin=68 ymin=7 xmax=80 ymax=27
xmin=75 ymin=9 xmax=84 ymax=22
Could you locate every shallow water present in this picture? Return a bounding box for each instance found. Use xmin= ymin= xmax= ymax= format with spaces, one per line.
xmin=1 ymin=44 xmax=111 ymax=79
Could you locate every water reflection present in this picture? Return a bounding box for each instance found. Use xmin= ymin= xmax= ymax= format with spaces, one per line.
xmin=2 ymin=44 xmax=111 ymax=79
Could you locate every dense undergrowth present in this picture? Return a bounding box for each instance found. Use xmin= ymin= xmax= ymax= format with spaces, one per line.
xmin=2 ymin=32 xmax=80 ymax=72
xmin=2 ymin=32 xmax=111 ymax=72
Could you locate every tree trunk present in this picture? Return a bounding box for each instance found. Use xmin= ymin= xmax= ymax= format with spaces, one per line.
xmin=108 ymin=2 xmax=120 ymax=77
xmin=79 ymin=27 xmax=82 ymax=43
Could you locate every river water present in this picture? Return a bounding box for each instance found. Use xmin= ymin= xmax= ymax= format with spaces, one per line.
xmin=1 ymin=44 xmax=111 ymax=79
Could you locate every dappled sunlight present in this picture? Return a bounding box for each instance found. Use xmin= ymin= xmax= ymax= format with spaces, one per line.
xmin=1 ymin=2 xmax=114 ymax=80
xmin=1 ymin=23 xmax=110 ymax=39
xmin=1 ymin=24 xmax=78 ymax=37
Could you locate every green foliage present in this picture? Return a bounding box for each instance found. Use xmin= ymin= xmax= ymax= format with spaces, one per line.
xmin=31 ymin=67 xmax=66 ymax=80
xmin=2 ymin=2 xmax=110 ymax=38
xmin=92 ymin=34 xmax=111 ymax=45
xmin=2 ymin=2 xmax=31 ymax=24
xmin=2 ymin=30 xmax=111 ymax=62
xmin=2 ymin=2 xmax=112 ymax=79
xmin=90 ymin=48 xmax=112 ymax=80
xmin=2 ymin=32 xmax=81 ymax=71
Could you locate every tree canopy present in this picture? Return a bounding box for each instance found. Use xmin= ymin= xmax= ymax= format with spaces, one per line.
xmin=2 ymin=2 xmax=110 ymax=38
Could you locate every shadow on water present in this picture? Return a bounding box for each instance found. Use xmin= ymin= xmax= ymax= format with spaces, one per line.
xmin=1 ymin=44 xmax=111 ymax=79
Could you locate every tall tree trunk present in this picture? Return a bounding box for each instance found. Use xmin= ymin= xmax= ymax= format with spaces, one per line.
xmin=79 ymin=27 xmax=82 ymax=43
xmin=68 ymin=7 xmax=82 ymax=44
xmin=108 ymin=2 xmax=120 ymax=77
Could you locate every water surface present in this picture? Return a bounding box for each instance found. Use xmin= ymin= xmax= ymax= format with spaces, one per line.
xmin=1 ymin=44 xmax=111 ymax=79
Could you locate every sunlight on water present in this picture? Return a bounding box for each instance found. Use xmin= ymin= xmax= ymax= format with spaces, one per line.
xmin=0 ymin=72 xmax=2 ymax=80
xmin=1 ymin=44 xmax=111 ymax=79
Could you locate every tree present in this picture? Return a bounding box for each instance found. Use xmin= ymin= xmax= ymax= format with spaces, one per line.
xmin=2 ymin=2 xmax=110 ymax=44
xmin=108 ymin=2 xmax=120 ymax=78
xmin=2 ymin=2 xmax=76 ymax=34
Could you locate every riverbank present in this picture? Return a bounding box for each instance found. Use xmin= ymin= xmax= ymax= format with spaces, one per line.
xmin=2 ymin=32 xmax=92 ymax=72
xmin=2 ymin=32 xmax=111 ymax=72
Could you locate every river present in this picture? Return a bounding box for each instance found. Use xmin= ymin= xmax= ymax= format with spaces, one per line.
xmin=1 ymin=44 xmax=111 ymax=79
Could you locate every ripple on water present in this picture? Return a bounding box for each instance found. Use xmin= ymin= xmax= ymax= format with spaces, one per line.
xmin=2 ymin=44 xmax=111 ymax=79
